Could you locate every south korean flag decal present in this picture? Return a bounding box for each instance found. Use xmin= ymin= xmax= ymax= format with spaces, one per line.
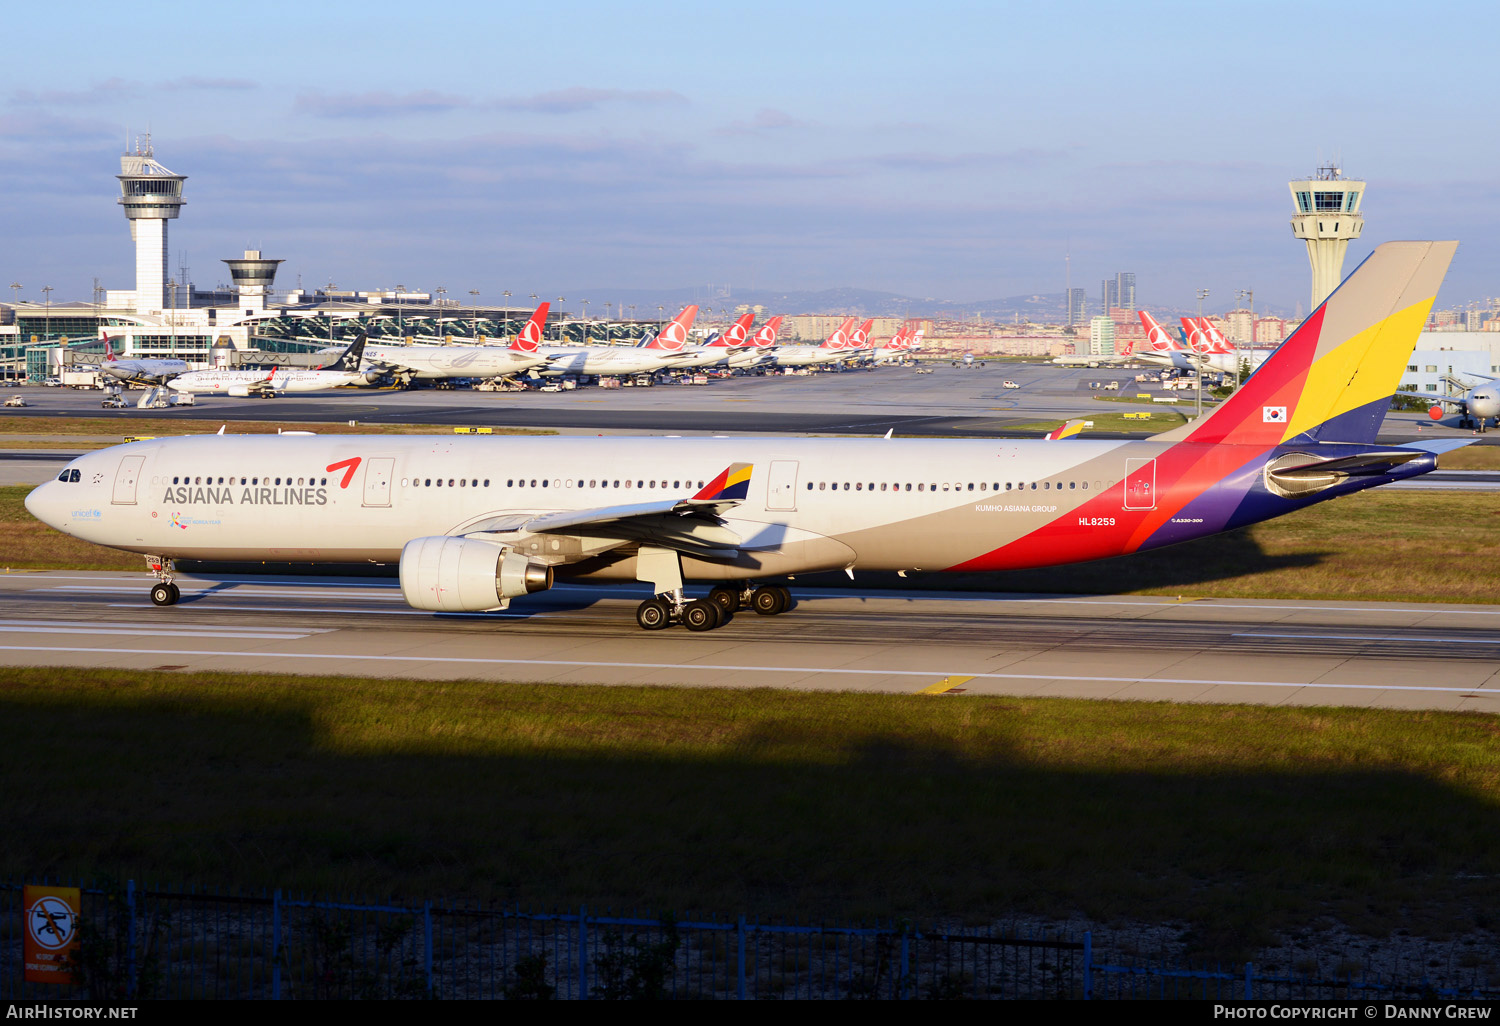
xmin=1262 ymin=406 xmax=1287 ymax=424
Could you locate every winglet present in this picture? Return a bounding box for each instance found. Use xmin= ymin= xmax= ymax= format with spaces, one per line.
xmin=693 ymin=461 xmax=753 ymax=501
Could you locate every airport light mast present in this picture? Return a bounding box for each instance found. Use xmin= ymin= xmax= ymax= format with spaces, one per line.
xmin=117 ymin=135 xmax=186 ymax=316
xmin=1289 ymin=163 xmax=1364 ymax=310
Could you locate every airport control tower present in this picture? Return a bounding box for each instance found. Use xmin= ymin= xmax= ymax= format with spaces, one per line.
xmin=222 ymin=250 xmax=284 ymax=313
xmin=117 ymin=135 xmax=186 ymax=315
xmin=1289 ymin=163 xmax=1364 ymax=310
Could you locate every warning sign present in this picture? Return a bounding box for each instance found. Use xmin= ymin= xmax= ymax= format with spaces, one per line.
xmin=23 ymin=885 xmax=80 ymax=984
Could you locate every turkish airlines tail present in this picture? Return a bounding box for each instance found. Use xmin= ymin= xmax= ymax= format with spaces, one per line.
xmin=103 ymin=334 xmax=117 ymax=361
xmin=749 ymin=316 xmax=783 ymax=347
xmin=510 ymin=302 xmax=550 ymax=353
xmin=709 ymin=313 xmax=756 ymax=348
xmin=822 ymin=317 xmax=857 ymax=350
xmin=1197 ymin=317 xmax=1235 ymax=354
xmin=644 ymin=306 xmax=699 ymax=351
xmin=1178 ymin=317 xmax=1212 ymax=354
xmin=849 ymin=319 xmax=875 ymax=349
xmin=1136 ymin=311 xmax=1179 ymax=353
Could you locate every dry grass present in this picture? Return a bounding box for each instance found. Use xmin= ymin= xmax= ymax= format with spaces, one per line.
xmin=1440 ymin=445 xmax=1500 ymax=470
xmin=2 ymin=666 xmax=1498 ymax=957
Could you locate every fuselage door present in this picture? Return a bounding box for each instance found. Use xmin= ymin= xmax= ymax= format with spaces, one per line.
xmin=1124 ymin=457 xmax=1156 ymax=511
xmin=111 ymin=455 xmax=145 ymax=505
xmin=766 ymin=460 xmax=799 ymax=511
xmin=362 ymin=457 xmax=395 ymax=507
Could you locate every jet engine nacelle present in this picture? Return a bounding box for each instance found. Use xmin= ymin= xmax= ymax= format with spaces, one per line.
xmin=227 ymin=387 xmax=251 ymax=398
xmin=399 ymin=535 xmax=553 ymax=612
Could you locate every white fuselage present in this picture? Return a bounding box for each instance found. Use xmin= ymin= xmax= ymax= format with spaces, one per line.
xmin=167 ymin=368 xmax=367 ymax=396
xmin=27 ymin=434 xmax=1147 ymax=580
xmin=102 ymin=359 xmax=192 ymax=385
xmin=773 ymin=346 xmax=847 ymax=368
xmin=363 ymin=343 xmax=545 ymax=379
xmin=536 ymin=346 xmax=692 ymax=377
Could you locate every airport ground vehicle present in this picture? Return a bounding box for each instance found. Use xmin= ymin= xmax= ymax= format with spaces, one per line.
xmin=101 ymin=396 xmax=127 ymax=409
xmin=4 ymin=395 xmax=27 ymax=408
xmin=43 ymin=377 xmax=62 ymax=387
xmin=1002 ymin=380 xmax=1020 ymax=389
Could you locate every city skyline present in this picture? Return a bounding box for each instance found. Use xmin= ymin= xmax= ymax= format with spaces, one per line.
xmin=3 ymin=1 xmax=1498 ymax=313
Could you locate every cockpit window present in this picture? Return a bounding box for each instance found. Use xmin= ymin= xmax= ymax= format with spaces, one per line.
xmin=70 ymin=469 xmax=80 ymax=482
xmin=57 ymin=471 xmax=68 ymax=482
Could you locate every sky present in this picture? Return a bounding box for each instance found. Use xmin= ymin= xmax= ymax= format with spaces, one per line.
xmin=3 ymin=0 xmax=1497 ymax=316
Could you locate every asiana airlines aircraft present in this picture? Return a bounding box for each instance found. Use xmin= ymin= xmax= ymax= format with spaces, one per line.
xmin=26 ymin=242 xmax=1467 ymax=632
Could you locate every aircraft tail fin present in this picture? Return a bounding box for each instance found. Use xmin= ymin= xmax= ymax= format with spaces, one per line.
xmin=750 ymin=316 xmax=783 ymax=347
xmin=102 ymin=334 xmax=117 ymax=361
xmin=331 ymin=333 xmax=367 ymax=371
xmin=1151 ymin=241 xmax=1457 ymax=446
xmin=511 ymin=302 xmax=549 ymax=353
xmin=645 ymin=306 xmax=699 ymax=351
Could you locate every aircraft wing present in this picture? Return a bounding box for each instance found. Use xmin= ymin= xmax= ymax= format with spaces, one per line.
xmin=1393 ymin=390 xmax=1466 ymax=405
xmin=464 ymin=462 xmax=754 ymax=557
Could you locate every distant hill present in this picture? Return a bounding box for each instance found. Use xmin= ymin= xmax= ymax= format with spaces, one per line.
xmin=563 ymin=286 xmax=1286 ymax=323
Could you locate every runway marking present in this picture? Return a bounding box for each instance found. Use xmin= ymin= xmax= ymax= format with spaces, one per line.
xmin=66 ymin=587 xmax=406 ymax=601
xmin=0 ymin=645 xmax=1493 ymax=695
xmin=0 ymin=618 xmax=317 ymax=636
xmin=0 ymin=627 xmax=313 ymax=640
xmin=106 ymin=603 xmax=565 ymax=618
xmin=919 ymin=675 xmax=973 ymax=694
xmin=1234 ymin=632 xmax=1500 ymax=645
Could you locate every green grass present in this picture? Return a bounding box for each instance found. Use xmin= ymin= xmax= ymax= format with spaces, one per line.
xmin=2 ymin=667 xmax=1497 ymax=958
xmin=1005 ymin=410 xmax=1192 ymax=434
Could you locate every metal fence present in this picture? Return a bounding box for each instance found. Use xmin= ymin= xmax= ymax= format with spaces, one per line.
xmin=3 ymin=881 xmax=1494 ymax=1000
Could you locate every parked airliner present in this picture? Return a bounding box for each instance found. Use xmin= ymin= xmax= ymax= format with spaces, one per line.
xmin=534 ymin=305 xmax=700 ymax=378
xmin=100 ymin=336 xmax=191 ymax=386
xmin=27 ymin=242 xmax=1464 ymax=633
xmin=167 ymin=336 xmax=373 ymax=397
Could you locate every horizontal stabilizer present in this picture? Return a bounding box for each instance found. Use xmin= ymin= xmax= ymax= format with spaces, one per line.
xmin=1398 ymin=439 xmax=1477 ymax=455
xmin=694 ymin=462 xmax=753 ymax=501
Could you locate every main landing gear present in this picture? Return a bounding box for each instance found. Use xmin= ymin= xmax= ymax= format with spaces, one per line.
xmin=635 ymin=585 xmax=792 ymax=632
xmin=146 ymin=555 xmax=180 ymax=606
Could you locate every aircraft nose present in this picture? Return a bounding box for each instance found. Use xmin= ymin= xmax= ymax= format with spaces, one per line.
xmin=23 ymin=480 xmax=64 ymax=529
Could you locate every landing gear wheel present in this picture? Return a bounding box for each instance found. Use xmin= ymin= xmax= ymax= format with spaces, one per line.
xmin=636 ymin=598 xmax=672 ymax=631
xmin=682 ymin=600 xmax=722 ymax=632
xmin=751 ymin=586 xmax=789 ymax=616
xmin=151 ymin=582 xmax=179 ymax=607
xmin=708 ymin=586 xmax=740 ymax=616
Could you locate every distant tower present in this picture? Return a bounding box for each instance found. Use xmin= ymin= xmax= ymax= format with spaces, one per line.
xmin=117 ymin=135 xmax=186 ymax=315
xmin=1116 ymin=272 xmax=1136 ymax=313
xmin=223 ymin=250 xmax=284 ymax=314
xmin=1289 ymin=163 xmax=1364 ymax=310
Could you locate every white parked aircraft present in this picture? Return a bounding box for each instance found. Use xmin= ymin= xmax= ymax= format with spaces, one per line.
xmin=534 ymin=305 xmax=701 ymax=378
xmin=362 ymin=324 xmax=549 ymax=383
xmin=670 ymin=313 xmax=756 ymax=370
xmin=25 ymin=243 xmax=1465 ymax=635
xmin=168 ymin=336 xmax=373 ymax=397
xmin=1396 ymin=374 xmax=1500 ymax=432
xmin=100 ymin=336 xmax=191 ymax=385
xmin=774 ymin=317 xmax=857 ymax=368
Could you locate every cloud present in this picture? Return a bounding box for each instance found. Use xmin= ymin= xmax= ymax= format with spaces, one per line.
xmin=716 ymin=107 xmax=811 ymax=136
xmin=10 ymin=78 xmax=137 ymax=106
xmin=491 ymin=87 xmax=687 ymax=114
xmin=161 ymin=77 xmax=258 ymax=92
xmin=295 ymin=90 xmax=470 ymax=118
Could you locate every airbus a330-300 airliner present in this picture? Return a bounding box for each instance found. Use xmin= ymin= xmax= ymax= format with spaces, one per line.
xmin=27 ymin=242 xmax=1466 ymax=631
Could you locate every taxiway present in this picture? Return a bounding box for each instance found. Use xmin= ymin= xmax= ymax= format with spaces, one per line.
xmin=2 ymin=570 xmax=1496 ymax=712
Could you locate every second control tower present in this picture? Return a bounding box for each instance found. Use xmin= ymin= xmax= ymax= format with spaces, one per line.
xmin=1289 ymin=163 xmax=1364 ymax=310
xmin=117 ymin=135 xmax=186 ymax=315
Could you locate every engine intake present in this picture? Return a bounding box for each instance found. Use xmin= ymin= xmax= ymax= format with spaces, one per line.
xmin=399 ymin=535 xmax=553 ymax=612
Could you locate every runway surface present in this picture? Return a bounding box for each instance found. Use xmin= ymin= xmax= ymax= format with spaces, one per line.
xmin=7 ymin=364 xmax=1496 ymax=444
xmin=3 ymin=570 xmax=1497 ymax=712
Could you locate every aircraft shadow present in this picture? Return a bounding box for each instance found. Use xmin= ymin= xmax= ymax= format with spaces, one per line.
xmin=1 ymin=684 xmax=1493 ymax=963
